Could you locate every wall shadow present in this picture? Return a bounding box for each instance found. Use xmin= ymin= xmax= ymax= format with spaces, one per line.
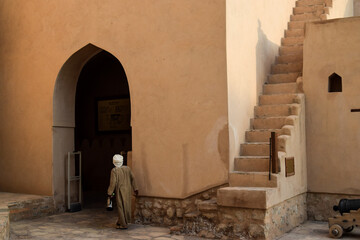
xmin=255 ymin=20 xmax=280 ymax=100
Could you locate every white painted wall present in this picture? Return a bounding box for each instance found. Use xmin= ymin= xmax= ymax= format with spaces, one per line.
xmin=328 ymin=0 xmax=354 ymax=19
xmin=226 ymin=0 xmax=296 ymax=171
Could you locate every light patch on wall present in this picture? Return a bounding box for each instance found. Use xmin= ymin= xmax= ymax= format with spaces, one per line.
xmin=204 ymin=117 xmax=228 ymax=155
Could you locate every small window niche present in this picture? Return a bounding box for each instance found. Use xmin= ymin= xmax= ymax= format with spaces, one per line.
xmin=328 ymin=73 xmax=342 ymax=92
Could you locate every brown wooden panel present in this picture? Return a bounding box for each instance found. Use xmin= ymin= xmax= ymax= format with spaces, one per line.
xmin=285 ymin=157 xmax=295 ymax=177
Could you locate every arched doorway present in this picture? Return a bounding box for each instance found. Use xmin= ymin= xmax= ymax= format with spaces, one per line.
xmin=76 ymin=51 xmax=131 ymax=207
xmin=53 ymin=44 xmax=131 ymax=211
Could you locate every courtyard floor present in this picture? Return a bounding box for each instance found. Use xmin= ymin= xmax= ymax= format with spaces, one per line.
xmin=277 ymin=221 xmax=360 ymax=240
xmin=9 ymin=208 xmax=202 ymax=240
xmin=9 ymin=208 xmax=360 ymax=239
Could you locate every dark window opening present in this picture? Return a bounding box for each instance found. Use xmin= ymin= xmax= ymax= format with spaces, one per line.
xmin=328 ymin=73 xmax=342 ymax=92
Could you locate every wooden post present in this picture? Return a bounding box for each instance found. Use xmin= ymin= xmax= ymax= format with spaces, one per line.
xmin=271 ymin=132 xmax=279 ymax=173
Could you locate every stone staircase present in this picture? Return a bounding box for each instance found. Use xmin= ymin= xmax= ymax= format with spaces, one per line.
xmin=218 ymin=0 xmax=332 ymax=210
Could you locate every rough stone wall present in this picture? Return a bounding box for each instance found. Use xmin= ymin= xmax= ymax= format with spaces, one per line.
xmin=135 ymin=188 xmax=307 ymax=239
xmin=0 ymin=195 xmax=56 ymax=240
xmin=265 ymin=193 xmax=307 ymax=239
xmin=7 ymin=196 xmax=55 ymax=222
xmin=307 ymin=192 xmax=360 ymax=221
xmin=134 ymin=186 xmax=222 ymax=227
xmin=0 ymin=207 xmax=9 ymax=240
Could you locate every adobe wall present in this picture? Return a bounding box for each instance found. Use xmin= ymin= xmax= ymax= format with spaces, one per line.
xmin=0 ymin=0 xmax=228 ymax=200
xmin=304 ymin=17 xmax=360 ymax=213
xmin=226 ymin=0 xmax=297 ymax=171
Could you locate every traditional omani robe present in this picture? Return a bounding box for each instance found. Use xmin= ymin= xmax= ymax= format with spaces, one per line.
xmin=107 ymin=166 xmax=138 ymax=227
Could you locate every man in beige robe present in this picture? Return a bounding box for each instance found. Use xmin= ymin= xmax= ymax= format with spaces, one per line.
xmin=107 ymin=154 xmax=138 ymax=229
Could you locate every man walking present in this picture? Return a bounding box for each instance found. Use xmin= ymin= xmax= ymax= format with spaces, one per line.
xmin=107 ymin=154 xmax=138 ymax=229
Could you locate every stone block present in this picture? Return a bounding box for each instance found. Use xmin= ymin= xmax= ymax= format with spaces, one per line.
xmin=166 ymin=207 xmax=175 ymax=218
xmin=293 ymin=5 xmax=325 ymax=14
xmin=259 ymin=93 xmax=299 ymax=106
xmin=290 ymin=13 xmax=320 ymax=21
xmin=254 ymin=104 xmax=295 ymax=118
xmin=184 ymin=211 xmax=200 ymax=219
xmin=141 ymin=209 xmax=152 ymax=218
xmin=271 ymin=62 xmax=303 ymax=74
xmin=234 ymin=156 xmax=269 ymax=172
xmin=197 ymin=199 xmax=218 ymax=212
xmin=240 ymin=143 xmax=269 ymax=156
xmin=229 ymin=172 xmax=278 ymax=188
xmin=279 ymin=46 xmax=303 ymax=56
xmin=296 ymin=0 xmax=326 ymax=7
xmin=176 ymin=208 xmax=183 ymax=218
xmin=217 ymin=187 xmax=276 ymax=209
xmin=285 ymin=29 xmax=305 ymax=37
xmin=263 ymin=82 xmax=298 ymax=95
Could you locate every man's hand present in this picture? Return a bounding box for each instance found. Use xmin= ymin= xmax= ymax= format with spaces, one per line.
xmin=134 ymin=190 xmax=139 ymax=196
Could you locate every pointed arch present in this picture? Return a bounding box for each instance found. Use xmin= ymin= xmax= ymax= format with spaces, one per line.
xmin=52 ymin=43 xmax=130 ymax=210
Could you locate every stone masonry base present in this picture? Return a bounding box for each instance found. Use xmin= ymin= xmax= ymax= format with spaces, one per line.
xmin=307 ymin=192 xmax=360 ymax=221
xmin=134 ymin=187 xmax=307 ymax=239
xmin=0 ymin=208 xmax=9 ymax=240
xmin=0 ymin=193 xmax=56 ymax=240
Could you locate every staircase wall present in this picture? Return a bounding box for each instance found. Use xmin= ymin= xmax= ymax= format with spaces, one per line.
xmin=227 ymin=0 xmax=297 ymax=171
xmin=272 ymin=94 xmax=308 ymax=206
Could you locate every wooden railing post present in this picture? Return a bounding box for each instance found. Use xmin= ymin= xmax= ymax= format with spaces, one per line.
xmin=271 ymin=132 xmax=279 ymax=174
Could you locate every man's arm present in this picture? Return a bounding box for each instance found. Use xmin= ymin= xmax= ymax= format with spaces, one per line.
xmin=107 ymin=169 xmax=116 ymax=196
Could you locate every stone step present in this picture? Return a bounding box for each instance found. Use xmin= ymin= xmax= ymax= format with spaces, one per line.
xmin=281 ymin=37 xmax=304 ymax=46
xmin=285 ymin=29 xmax=305 ymax=37
xmin=254 ymin=104 xmax=298 ymax=118
xmin=240 ymin=142 xmax=269 ymax=156
xmin=296 ymin=0 xmax=332 ymax=7
xmin=276 ymin=54 xmax=303 ymax=64
xmin=293 ymin=6 xmax=325 ymax=15
xmin=263 ymin=82 xmax=298 ymax=95
xmin=268 ymin=72 xmax=300 ymax=84
xmin=279 ymin=46 xmax=303 ymax=56
xmin=234 ymin=156 xmax=269 ymax=172
xmin=290 ymin=13 xmax=321 ymax=21
xmin=217 ymin=187 xmax=277 ymax=209
xmin=289 ymin=19 xmax=319 ymax=30
xmin=259 ymin=93 xmax=300 ymax=105
xmin=251 ymin=116 xmax=294 ymax=129
xmin=229 ymin=172 xmax=278 ymax=188
xmin=197 ymin=199 xmax=218 ymax=212
xmin=271 ymin=62 xmax=303 ymax=74
xmin=3 ymin=195 xmax=55 ymax=221
xmin=288 ymin=21 xmax=306 ymax=30
xmin=296 ymin=0 xmax=326 ymax=7
xmin=245 ymin=129 xmax=282 ymax=142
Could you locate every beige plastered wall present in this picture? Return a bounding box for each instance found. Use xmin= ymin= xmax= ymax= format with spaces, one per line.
xmin=354 ymin=0 xmax=360 ymax=16
xmin=304 ymin=17 xmax=360 ymax=195
xmin=0 ymin=0 xmax=228 ymax=201
xmin=327 ymin=0 xmax=354 ymax=19
xmin=226 ymin=0 xmax=296 ymax=171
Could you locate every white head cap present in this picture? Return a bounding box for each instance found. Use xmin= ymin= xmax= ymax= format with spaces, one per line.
xmin=113 ymin=154 xmax=123 ymax=168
